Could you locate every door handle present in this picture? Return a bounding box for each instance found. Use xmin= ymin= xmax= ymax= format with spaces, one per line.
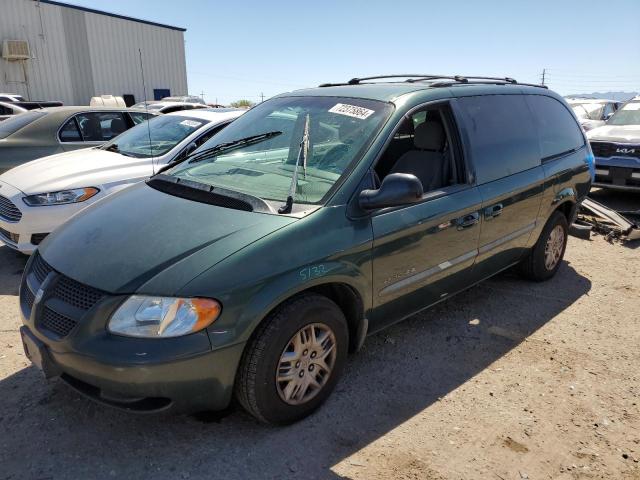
xmin=456 ymin=212 xmax=480 ymax=230
xmin=484 ymin=203 xmax=503 ymax=220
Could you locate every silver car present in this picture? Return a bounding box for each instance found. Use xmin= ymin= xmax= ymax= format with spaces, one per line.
xmin=567 ymin=98 xmax=621 ymax=131
xmin=0 ymin=106 xmax=156 ymax=174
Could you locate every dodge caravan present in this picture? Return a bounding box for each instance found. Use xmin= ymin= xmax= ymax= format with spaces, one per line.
xmin=19 ymin=75 xmax=592 ymax=424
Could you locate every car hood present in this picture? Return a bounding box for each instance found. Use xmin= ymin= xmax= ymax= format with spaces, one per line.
xmin=0 ymin=148 xmax=151 ymax=194
xmin=39 ymin=182 xmax=296 ymax=293
xmin=587 ymin=125 xmax=640 ymax=144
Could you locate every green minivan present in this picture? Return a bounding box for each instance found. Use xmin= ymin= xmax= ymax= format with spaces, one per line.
xmin=19 ymin=75 xmax=592 ymax=424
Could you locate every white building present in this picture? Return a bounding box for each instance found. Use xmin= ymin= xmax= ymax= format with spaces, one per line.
xmin=0 ymin=0 xmax=188 ymax=105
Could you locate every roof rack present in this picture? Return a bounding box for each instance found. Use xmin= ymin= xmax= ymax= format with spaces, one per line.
xmin=318 ymin=74 xmax=547 ymax=89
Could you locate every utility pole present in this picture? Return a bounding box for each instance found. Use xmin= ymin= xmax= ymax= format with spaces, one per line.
xmin=200 ymin=90 xmax=205 ymax=101
xmin=541 ymin=68 xmax=546 ymax=86
xmin=260 ymin=92 xmax=265 ymax=103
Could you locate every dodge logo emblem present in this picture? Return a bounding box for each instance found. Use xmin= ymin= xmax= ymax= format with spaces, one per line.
xmin=616 ymin=147 xmax=635 ymax=154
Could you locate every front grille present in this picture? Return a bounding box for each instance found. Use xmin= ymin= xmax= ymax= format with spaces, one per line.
xmin=31 ymin=252 xmax=53 ymax=284
xmin=54 ymin=275 xmax=104 ymax=311
xmin=590 ymin=141 xmax=640 ymax=159
xmin=0 ymin=226 xmax=19 ymax=243
xmin=41 ymin=307 xmax=77 ymax=338
xmin=0 ymin=194 xmax=22 ymax=222
xmin=21 ymin=251 xmax=106 ymax=340
xmin=23 ymin=287 xmax=35 ymax=310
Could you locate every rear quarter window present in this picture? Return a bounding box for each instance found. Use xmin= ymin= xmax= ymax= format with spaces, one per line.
xmin=526 ymin=95 xmax=584 ymax=159
xmin=457 ymin=95 xmax=540 ymax=184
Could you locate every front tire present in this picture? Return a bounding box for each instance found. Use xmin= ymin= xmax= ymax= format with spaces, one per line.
xmin=519 ymin=210 xmax=569 ymax=281
xmin=235 ymin=294 xmax=348 ymax=424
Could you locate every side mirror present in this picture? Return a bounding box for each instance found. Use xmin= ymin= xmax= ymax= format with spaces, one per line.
xmin=359 ymin=173 xmax=423 ymax=210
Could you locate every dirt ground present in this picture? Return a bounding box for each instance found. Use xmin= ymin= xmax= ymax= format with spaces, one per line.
xmin=0 ymin=189 xmax=638 ymax=480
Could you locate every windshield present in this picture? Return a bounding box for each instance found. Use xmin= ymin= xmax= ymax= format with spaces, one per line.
xmin=607 ymin=101 xmax=640 ymax=126
xmin=0 ymin=111 xmax=46 ymax=139
xmin=166 ymin=96 xmax=392 ymax=205
xmin=100 ymin=115 xmax=208 ymax=158
xmin=571 ymin=103 xmax=604 ymax=120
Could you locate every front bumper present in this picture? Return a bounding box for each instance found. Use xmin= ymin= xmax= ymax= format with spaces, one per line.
xmin=593 ymin=156 xmax=640 ymax=191
xmin=19 ymin=254 xmax=245 ymax=413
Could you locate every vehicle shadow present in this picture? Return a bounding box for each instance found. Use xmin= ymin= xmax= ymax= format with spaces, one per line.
xmin=0 ymin=245 xmax=28 ymax=295
xmin=0 ymin=261 xmax=591 ymax=480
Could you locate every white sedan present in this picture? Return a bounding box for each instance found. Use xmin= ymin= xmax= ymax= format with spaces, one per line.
xmin=0 ymin=108 xmax=243 ymax=254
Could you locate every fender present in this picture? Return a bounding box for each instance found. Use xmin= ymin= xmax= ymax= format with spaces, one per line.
xmin=226 ymin=259 xmax=370 ymax=347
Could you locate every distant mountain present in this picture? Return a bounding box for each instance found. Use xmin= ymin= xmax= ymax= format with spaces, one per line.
xmin=565 ymin=91 xmax=638 ymax=101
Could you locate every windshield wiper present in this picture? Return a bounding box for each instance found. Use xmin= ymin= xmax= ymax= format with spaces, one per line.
xmin=103 ymin=143 xmax=137 ymax=158
xmin=278 ymin=114 xmax=309 ymax=214
xmin=155 ymin=130 xmax=282 ymax=175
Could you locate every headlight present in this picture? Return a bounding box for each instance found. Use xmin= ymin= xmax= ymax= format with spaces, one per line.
xmin=108 ymin=296 xmax=221 ymax=338
xmin=23 ymin=187 xmax=99 ymax=206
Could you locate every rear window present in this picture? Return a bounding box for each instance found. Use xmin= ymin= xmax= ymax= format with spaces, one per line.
xmin=457 ymin=95 xmax=540 ymax=184
xmin=526 ymin=95 xmax=584 ymax=159
xmin=0 ymin=111 xmax=46 ymax=139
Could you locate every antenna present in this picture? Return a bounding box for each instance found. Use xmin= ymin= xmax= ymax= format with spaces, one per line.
xmin=138 ymin=48 xmax=155 ymax=175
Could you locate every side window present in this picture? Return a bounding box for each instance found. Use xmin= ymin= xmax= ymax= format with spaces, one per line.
xmin=58 ymin=118 xmax=82 ymax=142
xmin=0 ymin=106 xmax=9 ymax=115
xmin=457 ymin=95 xmax=540 ymax=184
xmin=374 ymin=104 xmax=465 ymax=193
xmin=74 ymin=112 xmax=128 ymax=141
xmin=128 ymin=112 xmax=153 ymax=125
xmin=526 ymin=95 xmax=584 ymax=160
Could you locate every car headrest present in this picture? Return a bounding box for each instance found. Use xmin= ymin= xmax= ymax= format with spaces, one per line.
xmin=414 ymin=120 xmax=445 ymax=151
xmin=110 ymin=118 xmax=127 ymax=135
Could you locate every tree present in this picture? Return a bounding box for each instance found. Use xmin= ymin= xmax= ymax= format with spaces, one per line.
xmin=230 ymin=99 xmax=254 ymax=108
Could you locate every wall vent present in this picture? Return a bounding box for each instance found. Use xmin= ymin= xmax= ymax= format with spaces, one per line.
xmin=2 ymin=40 xmax=31 ymax=60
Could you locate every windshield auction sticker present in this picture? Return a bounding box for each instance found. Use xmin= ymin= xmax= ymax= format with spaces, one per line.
xmin=329 ymin=103 xmax=375 ymax=120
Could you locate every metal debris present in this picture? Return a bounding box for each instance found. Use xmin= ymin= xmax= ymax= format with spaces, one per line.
xmin=575 ymin=198 xmax=640 ymax=242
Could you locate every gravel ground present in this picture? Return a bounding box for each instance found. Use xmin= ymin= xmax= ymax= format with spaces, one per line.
xmin=0 ymin=190 xmax=638 ymax=480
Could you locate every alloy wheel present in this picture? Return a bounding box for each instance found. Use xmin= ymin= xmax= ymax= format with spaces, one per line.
xmin=276 ymin=323 xmax=337 ymax=405
xmin=544 ymin=224 xmax=565 ymax=270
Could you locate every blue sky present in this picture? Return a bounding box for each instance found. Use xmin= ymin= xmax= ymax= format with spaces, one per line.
xmin=63 ymin=0 xmax=640 ymax=104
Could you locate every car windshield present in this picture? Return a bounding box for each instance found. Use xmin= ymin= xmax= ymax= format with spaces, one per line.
xmin=166 ymin=96 xmax=392 ymax=205
xmin=607 ymin=101 xmax=640 ymax=126
xmin=100 ymin=115 xmax=208 ymax=158
xmin=0 ymin=111 xmax=46 ymax=139
xmin=571 ymin=103 xmax=603 ymax=120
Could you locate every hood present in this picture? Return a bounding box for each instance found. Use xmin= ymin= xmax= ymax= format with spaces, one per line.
xmin=587 ymin=125 xmax=640 ymax=144
xmin=0 ymin=148 xmax=151 ymax=194
xmin=39 ymin=182 xmax=296 ymax=293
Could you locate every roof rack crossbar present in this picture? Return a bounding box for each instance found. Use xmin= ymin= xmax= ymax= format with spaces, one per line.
xmin=319 ymin=74 xmax=547 ymax=89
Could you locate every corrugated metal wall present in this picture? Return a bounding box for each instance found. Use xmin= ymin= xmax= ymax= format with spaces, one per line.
xmin=0 ymin=0 xmax=188 ymax=105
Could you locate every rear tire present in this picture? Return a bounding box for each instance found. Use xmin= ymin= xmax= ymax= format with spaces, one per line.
xmin=234 ymin=294 xmax=348 ymax=424
xmin=519 ymin=210 xmax=568 ymax=281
